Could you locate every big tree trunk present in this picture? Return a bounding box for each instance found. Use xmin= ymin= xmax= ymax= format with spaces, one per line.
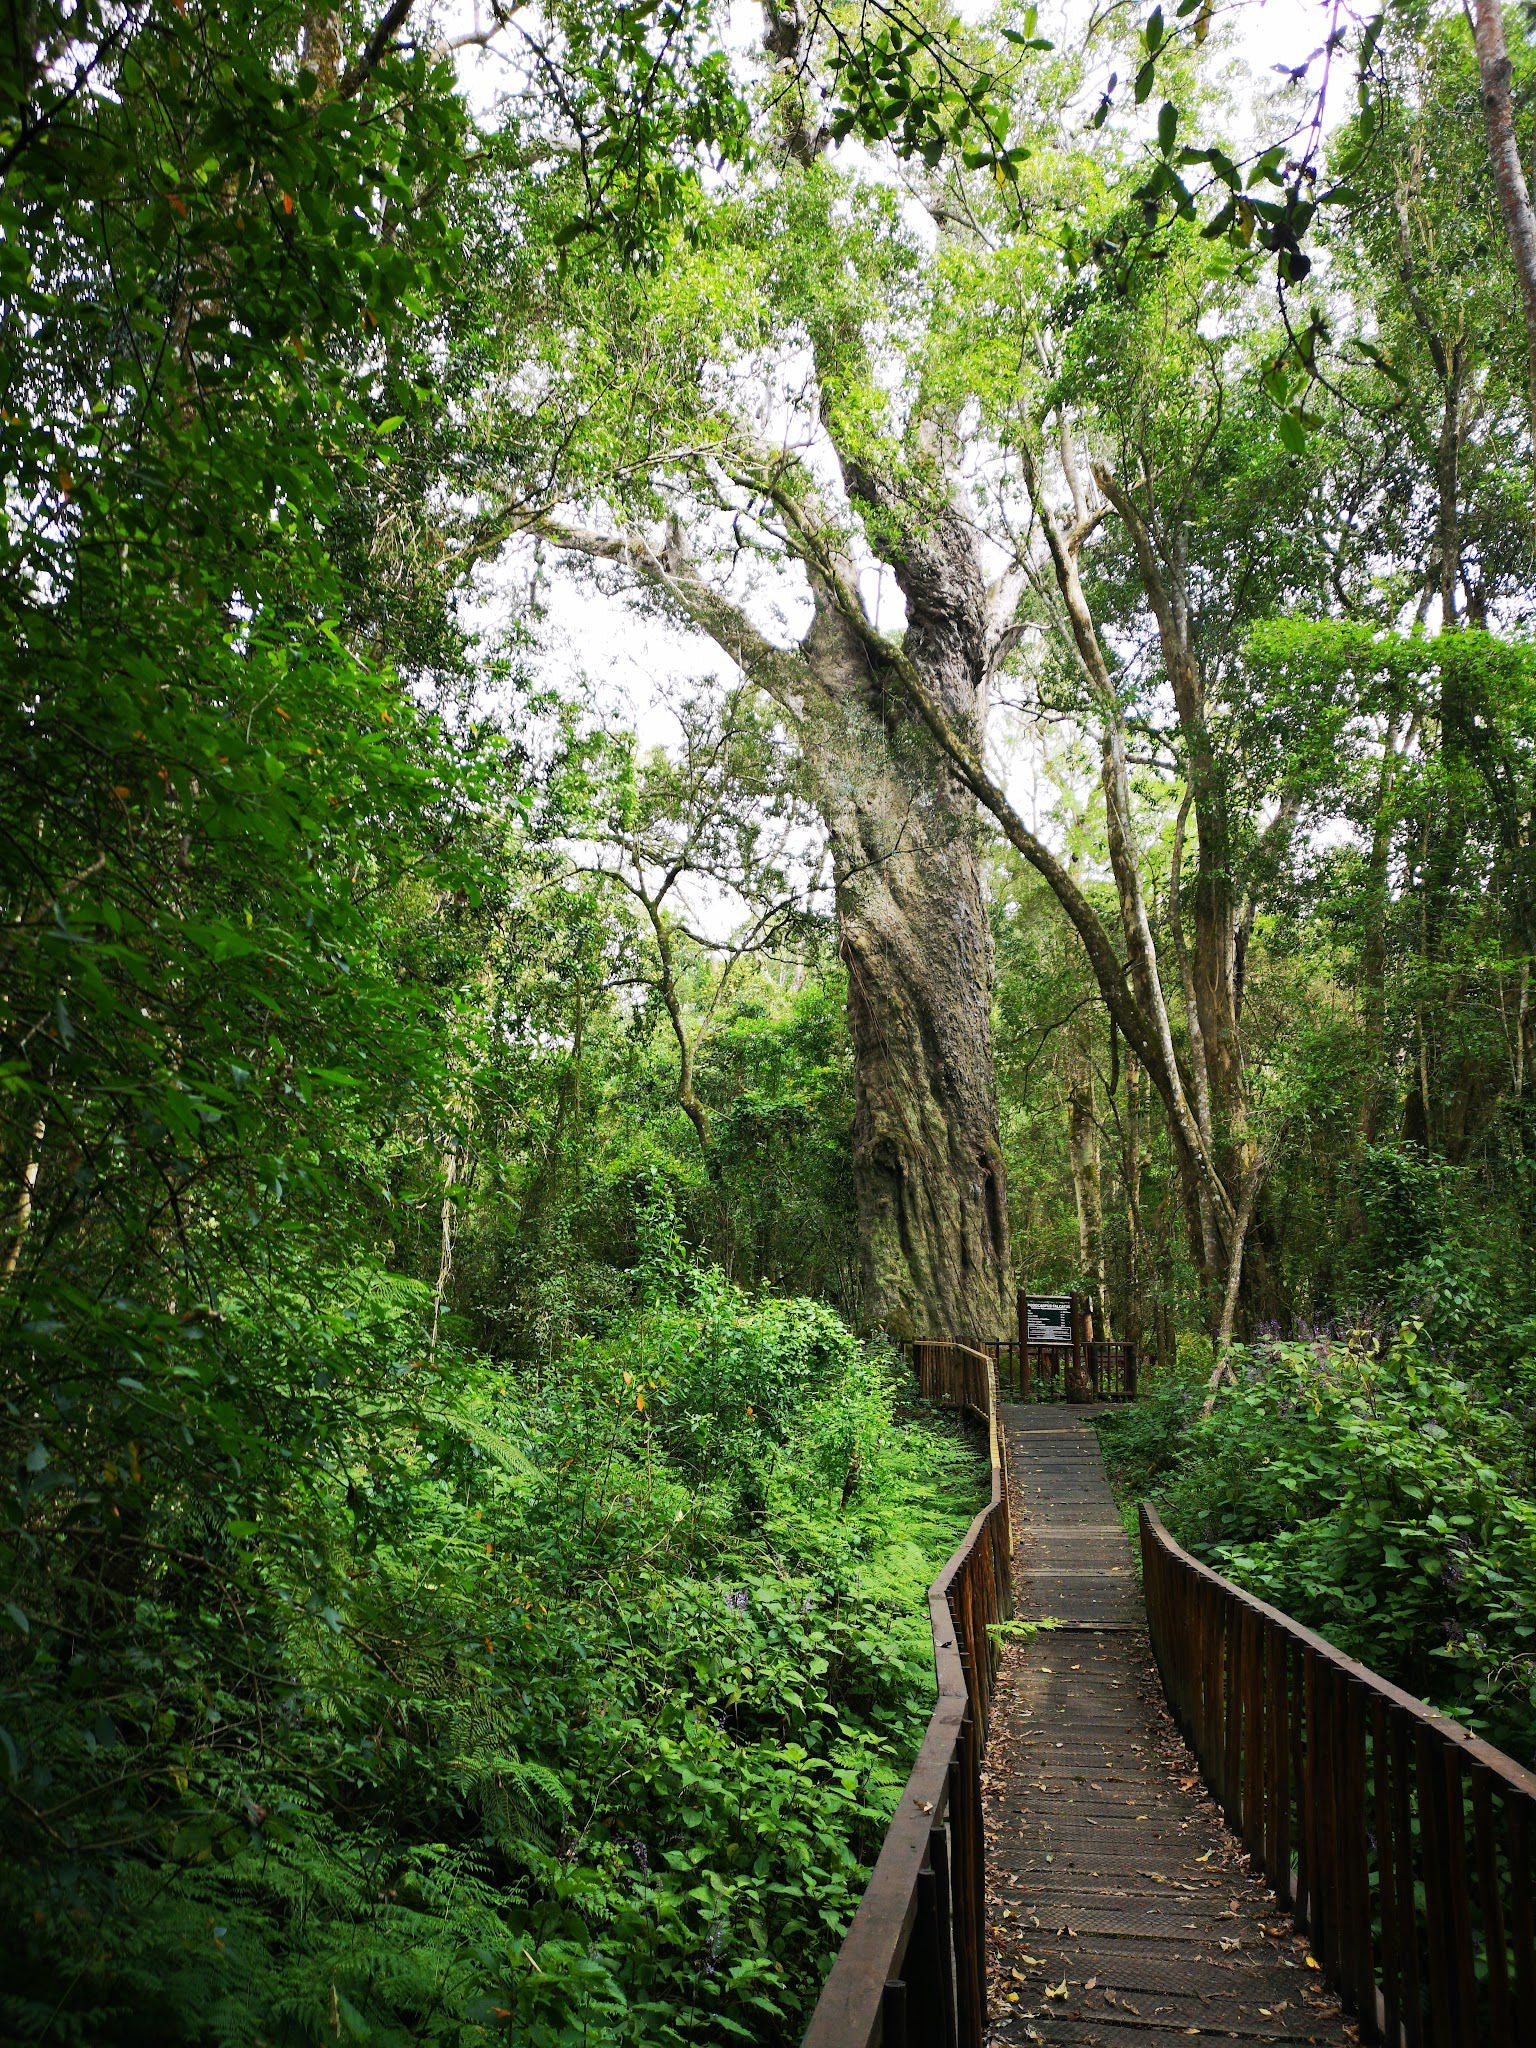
xmin=814 ymin=476 xmax=1013 ymax=1343
xmin=812 ymin=703 xmax=1010 ymax=1341
xmin=537 ymin=505 xmax=1015 ymax=1344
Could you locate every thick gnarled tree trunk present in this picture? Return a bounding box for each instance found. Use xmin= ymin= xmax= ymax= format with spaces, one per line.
xmin=826 ymin=732 xmax=1009 ymax=1342
xmin=792 ymin=500 xmax=1011 ymax=1342
xmin=537 ymin=486 xmax=1016 ymax=1344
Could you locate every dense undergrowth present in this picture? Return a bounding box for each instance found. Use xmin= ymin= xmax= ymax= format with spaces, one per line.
xmin=1096 ymin=1179 xmax=1536 ymax=1765
xmin=2 ymin=1269 xmax=980 ymax=2047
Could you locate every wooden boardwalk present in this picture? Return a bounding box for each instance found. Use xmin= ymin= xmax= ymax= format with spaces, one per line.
xmin=984 ymin=1406 xmax=1355 ymax=2048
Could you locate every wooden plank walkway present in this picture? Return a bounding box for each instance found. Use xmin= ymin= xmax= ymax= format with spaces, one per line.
xmin=984 ymin=1405 xmax=1356 ymax=2048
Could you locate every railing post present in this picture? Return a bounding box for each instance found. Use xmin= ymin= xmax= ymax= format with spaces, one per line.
xmin=881 ymin=1980 xmax=909 ymax=2048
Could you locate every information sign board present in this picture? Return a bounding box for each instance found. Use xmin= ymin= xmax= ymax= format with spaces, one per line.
xmin=1025 ymin=1295 xmax=1074 ymax=1346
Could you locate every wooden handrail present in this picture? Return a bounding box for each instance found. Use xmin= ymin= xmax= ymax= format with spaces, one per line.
xmin=983 ymin=1336 xmax=1137 ymax=1403
xmin=800 ymin=1341 xmax=1013 ymax=2048
xmin=1141 ymin=1502 xmax=1536 ymax=2047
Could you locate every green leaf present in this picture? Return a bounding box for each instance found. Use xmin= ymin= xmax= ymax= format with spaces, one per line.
xmin=1278 ymin=411 xmax=1308 ymax=455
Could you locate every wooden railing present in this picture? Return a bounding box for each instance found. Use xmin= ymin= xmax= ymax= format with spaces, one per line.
xmin=1141 ymin=1503 xmax=1536 ymax=2048
xmin=985 ymin=1337 xmax=1137 ymax=1403
xmin=801 ymin=1341 xmax=1012 ymax=2048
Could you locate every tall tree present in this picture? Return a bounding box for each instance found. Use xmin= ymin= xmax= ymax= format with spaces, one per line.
xmin=1470 ymin=0 xmax=1536 ymax=528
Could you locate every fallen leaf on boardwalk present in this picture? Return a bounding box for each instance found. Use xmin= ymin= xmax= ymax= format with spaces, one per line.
xmin=1219 ymin=1938 xmax=1241 ymax=1953
xmin=1055 ymin=1924 xmax=1076 ymax=1938
xmin=1044 ymin=1978 xmax=1069 ymax=2001
xmin=1306 ymin=1954 xmax=1321 ymax=1970
xmin=1084 ymin=1977 xmax=1097 ymax=1991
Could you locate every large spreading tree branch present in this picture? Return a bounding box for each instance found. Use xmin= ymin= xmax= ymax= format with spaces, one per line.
xmin=533 ymin=516 xmax=813 ymax=709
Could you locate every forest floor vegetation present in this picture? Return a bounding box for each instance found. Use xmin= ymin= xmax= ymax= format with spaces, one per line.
xmin=3 ymin=1274 xmax=982 ymax=2048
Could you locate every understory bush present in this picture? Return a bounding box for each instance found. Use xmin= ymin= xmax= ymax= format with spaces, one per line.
xmin=1 ymin=1274 xmax=979 ymax=2047
xmin=1097 ymin=1326 xmax=1536 ymax=1762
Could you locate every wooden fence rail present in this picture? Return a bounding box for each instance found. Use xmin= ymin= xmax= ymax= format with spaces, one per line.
xmin=1141 ymin=1503 xmax=1536 ymax=2048
xmin=984 ymin=1337 xmax=1137 ymax=1403
xmin=800 ymin=1341 xmax=1012 ymax=2048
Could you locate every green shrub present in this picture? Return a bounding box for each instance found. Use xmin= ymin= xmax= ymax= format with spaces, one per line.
xmin=1152 ymin=1329 xmax=1536 ymax=1759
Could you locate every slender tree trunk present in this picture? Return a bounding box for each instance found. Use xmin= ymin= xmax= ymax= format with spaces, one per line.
xmin=1064 ymin=1029 xmax=1108 ymax=1332
xmin=1471 ymin=0 xmax=1536 ymax=530
xmin=1358 ymin=718 xmax=1409 ymax=1143
xmin=1121 ymin=1051 xmax=1143 ymax=1357
xmin=428 ymin=1143 xmax=455 ymax=1360
xmin=1169 ymin=787 xmax=1216 ymax=1157
xmin=1 ymin=1108 xmax=45 ymax=1289
xmin=1201 ymin=1161 xmax=1265 ymax=1415
xmin=1090 ymin=466 xmax=1252 ymax=1324
xmin=1435 ymin=360 xmax=1464 ymax=630
xmin=636 ymin=879 xmax=711 ymax=1153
